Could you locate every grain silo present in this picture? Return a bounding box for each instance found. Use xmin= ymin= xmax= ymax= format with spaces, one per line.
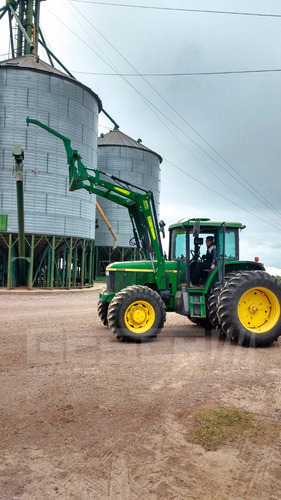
xmin=0 ymin=2 xmax=102 ymax=288
xmin=95 ymin=128 xmax=162 ymax=278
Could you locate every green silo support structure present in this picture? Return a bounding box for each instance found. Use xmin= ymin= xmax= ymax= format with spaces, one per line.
xmin=13 ymin=144 xmax=26 ymax=285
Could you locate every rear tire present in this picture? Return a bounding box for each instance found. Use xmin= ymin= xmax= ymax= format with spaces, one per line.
xmin=107 ymin=285 xmax=166 ymax=342
xmin=207 ymin=272 xmax=240 ymax=329
xmin=207 ymin=281 xmax=223 ymax=329
xmin=218 ymin=271 xmax=281 ymax=347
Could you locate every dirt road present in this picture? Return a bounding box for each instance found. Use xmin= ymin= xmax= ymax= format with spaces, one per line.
xmin=1 ymin=287 xmax=281 ymax=499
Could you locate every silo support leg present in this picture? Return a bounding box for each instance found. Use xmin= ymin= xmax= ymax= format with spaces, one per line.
xmin=73 ymin=245 xmax=78 ymax=286
xmin=67 ymin=237 xmax=73 ymax=288
xmin=7 ymin=233 xmax=13 ymax=290
xmin=81 ymin=240 xmax=86 ymax=286
xmin=27 ymin=234 xmax=34 ymax=289
xmin=62 ymin=243 xmax=66 ymax=287
xmin=47 ymin=244 xmax=52 ymax=288
xmin=50 ymin=236 xmax=55 ymax=289
xmin=89 ymin=241 xmax=94 ymax=285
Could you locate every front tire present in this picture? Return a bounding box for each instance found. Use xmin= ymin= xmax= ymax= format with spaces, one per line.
xmin=107 ymin=285 xmax=166 ymax=342
xmin=98 ymin=298 xmax=109 ymax=327
xmin=218 ymin=271 xmax=281 ymax=347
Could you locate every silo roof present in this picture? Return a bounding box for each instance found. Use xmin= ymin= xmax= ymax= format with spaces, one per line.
xmin=0 ymin=54 xmax=102 ymax=111
xmin=98 ymin=129 xmax=163 ymax=163
xmin=0 ymin=54 xmax=69 ymax=76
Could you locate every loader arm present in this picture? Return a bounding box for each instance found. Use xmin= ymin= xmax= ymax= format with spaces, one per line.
xmin=26 ymin=118 xmax=168 ymax=293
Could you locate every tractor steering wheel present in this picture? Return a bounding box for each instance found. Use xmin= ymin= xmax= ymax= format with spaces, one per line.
xmin=190 ymin=250 xmax=202 ymax=260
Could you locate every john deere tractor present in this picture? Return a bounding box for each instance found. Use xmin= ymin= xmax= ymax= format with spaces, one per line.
xmin=27 ymin=118 xmax=281 ymax=348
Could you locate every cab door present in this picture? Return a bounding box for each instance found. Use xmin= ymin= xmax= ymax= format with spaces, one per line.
xmin=216 ymin=223 xmax=226 ymax=283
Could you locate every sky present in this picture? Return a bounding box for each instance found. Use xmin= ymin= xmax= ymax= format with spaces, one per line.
xmin=1 ymin=0 xmax=281 ymax=272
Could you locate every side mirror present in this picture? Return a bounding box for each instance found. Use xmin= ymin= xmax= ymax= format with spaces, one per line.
xmin=159 ymin=220 xmax=166 ymax=238
xmin=193 ymin=220 xmax=200 ymax=238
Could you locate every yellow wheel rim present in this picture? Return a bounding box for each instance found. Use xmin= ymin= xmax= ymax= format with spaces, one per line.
xmin=124 ymin=300 xmax=155 ymax=334
xmin=238 ymin=287 xmax=280 ymax=334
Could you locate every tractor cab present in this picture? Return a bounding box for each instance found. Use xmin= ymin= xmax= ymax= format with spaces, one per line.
xmin=168 ymin=219 xmax=244 ymax=288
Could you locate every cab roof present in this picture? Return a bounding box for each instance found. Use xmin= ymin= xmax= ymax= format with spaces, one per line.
xmin=169 ymin=219 xmax=245 ymax=232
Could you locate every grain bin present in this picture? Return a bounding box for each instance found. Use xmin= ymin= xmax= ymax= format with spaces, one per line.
xmin=0 ymin=55 xmax=102 ymax=287
xmin=95 ymin=128 xmax=162 ymax=277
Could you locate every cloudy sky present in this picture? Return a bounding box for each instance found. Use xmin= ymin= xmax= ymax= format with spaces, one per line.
xmin=1 ymin=0 xmax=281 ymax=271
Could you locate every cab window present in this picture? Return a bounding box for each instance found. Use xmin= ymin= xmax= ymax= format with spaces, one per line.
xmin=171 ymin=231 xmax=186 ymax=259
xmin=225 ymin=229 xmax=238 ymax=260
xmin=217 ymin=228 xmax=238 ymax=261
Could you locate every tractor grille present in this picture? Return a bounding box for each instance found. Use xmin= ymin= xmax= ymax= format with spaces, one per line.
xmin=106 ymin=271 xmax=114 ymax=293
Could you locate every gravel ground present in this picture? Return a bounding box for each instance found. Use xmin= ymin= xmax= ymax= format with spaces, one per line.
xmin=1 ymin=286 xmax=281 ymax=500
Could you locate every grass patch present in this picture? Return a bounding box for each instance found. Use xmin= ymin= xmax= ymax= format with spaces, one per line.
xmin=189 ymin=405 xmax=279 ymax=451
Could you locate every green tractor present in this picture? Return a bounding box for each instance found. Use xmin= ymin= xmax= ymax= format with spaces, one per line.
xmin=102 ymin=219 xmax=281 ymax=347
xmin=27 ymin=118 xmax=281 ymax=348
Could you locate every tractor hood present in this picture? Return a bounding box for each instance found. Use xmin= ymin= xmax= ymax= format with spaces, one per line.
xmin=106 ymin=260 xmax=178 ymax=273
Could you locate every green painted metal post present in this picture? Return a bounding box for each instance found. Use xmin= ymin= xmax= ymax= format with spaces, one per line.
xmin=67 ymin=237 xmax=73 ymax=288
xmin=81 ymin=240 xmax=86 ymax=286
xmin=89 ymin=240 xmax=94 ymax=285
xmin=56 ymin=248 xmax=61 ymax=287
xmin=94 ymin=246 xmax=98 ymax=280
xmin=47 ymin=244 xmax=52 ymax=287
xmin=27 ymin=234 xmax=34 ymax=288
xmin=7 ymin=233 xmax=12 ymax=289
xmin=73 ymin=245 xmax=78 ymax=286
xmin=13 ymin=144 xmax=26 ymax=286
xmin=50 ymin=236 xmax=55 ymax=289
xmin=62 ymin=242 xmax=66 ymax=286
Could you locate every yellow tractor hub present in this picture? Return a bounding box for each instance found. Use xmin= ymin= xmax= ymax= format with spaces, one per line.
xmin=238 ymin=287 xmax=280 ymax=333
xmin=125 ymin=300 xmax=155 ymax=334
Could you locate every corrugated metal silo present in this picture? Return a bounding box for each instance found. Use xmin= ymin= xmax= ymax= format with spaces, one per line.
xmin=0 ymin=55 xmax=102 ymax=288
xmin=95 ymin=129 xmax=162 ymax=277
